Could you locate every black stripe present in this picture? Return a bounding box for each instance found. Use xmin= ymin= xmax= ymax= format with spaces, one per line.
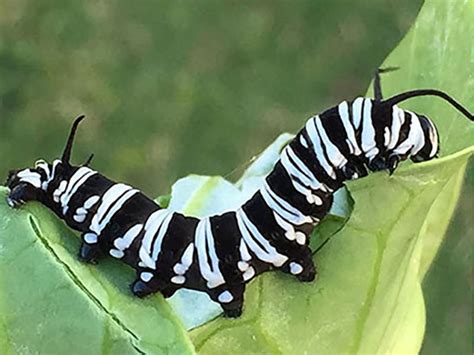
xmin=266 ymin=162 xmax=332 ymax=220
xmin=211 ymin=212 xmax=244 ymax=285
xmin=242 ymin=191 xmax=309 ymax=259
xmin=319 ymin=105 xmax=352 ymax=159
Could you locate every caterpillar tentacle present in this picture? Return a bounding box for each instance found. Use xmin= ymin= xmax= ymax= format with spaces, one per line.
xmin=6 ymin=72 xmax=473 ymax=317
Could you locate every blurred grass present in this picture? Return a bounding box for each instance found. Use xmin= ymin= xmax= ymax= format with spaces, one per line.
xmin=0 ymin=0 xmax=422 ymax=194
xmin=0 ymin=0 xmax=471 ymax=353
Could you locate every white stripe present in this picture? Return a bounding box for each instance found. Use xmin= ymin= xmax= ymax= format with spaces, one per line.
xmin=60 ymin=167 xmax=92 ymax=205
xmin=352 ymin=97 xmax=364 ymax=130
xmin=260 ymin=184 xmax=302 ymax=225
xmin=205 ymin=218 xmax=223 ymax=281
xmin=360 ymin=99 xmax=378 ymax=160
xmin=18 ymin=170 xmax=42 ymax=188
xmin=286 ymin=146 xmax=324 ymax=190
xmin=339 ymin=101 xmax=362 ymax=155
xmin=181 ymin=243 xmax=194 ymax=269
xmin=142 ymin=210 xmax=169 ymax=253
xmin=195 ymin=218 xmax=225 ymax=288
xmin=388 ymin=105 xmax=404 ymax=150
xmin=41 ymin=160 xmax=61 ymax=191
xmin=90 ymin=184 xmax=131 ymax=233
xmin=305 ymin=118 xmax=336 ymax=179
xmin=96 ymin=188 xmax=137 ymax=233
xmin=263 ymin=182 xmax=312 ymax=225
xmin=314 ymin=116 xmax=347 ymax=168
xmin=236 ymin=209 xmax=288 ymax=267
xmin=239 ymin=238 xmax=252 ymax=262
xmin=408 ymin=112 xmax=425 ymax=155
xmin=139 ymin=210 xmax=169 ymax=269
xmin=393 ymin=112 xmax=423 ymax=156
xmin=139 ymin=248 xmax=156 ymax=269
xmin=280 ymin=150 xmax=316 ymax=194
xmin=61 ymin=168 xmax=96 ymax=214
xmin=260 ymin=184 xmax=307 ymax=226
xmin=114 ymin=224 xmax=143 ymax=251
xmin=35 ymin=162 xmax=51 ymax=190
xmin=429 ymin=120 xmax=438 ymax=157
xmin=151 ymin=212 xmax=174 ymax=262
xmin=273 ymin=212 xmax=296 ymax=241
xmin=291 ymin=178 xmax=316 ymax=204
xmin=174 ymin=242 xmax=195 ymax=275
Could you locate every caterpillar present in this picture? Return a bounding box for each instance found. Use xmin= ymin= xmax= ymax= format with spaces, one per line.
xmin=5 ymin=70 xmax=473 ymax=318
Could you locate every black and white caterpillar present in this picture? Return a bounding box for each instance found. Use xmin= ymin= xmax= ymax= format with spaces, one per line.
xmin=5 ymin=71 xmax=473 ymax=317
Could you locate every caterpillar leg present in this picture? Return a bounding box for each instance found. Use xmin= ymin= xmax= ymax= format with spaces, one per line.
xmin=209 ymin=284 xmax=245 ymax=318
xmin=282 ymin=247 xmax=317 ymax=282
xmin=78 ymin=233 xmax=103 ymax=264
xmin=130 ymin=270 xmax=161 ymax=298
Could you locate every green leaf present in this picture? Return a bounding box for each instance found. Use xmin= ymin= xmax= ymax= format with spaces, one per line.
xmin=189 ymin=0 xmax=474 ymax=352
xmin=190 ymin=148 xmax=472 ymax=355
xmin=0 ymin=188 xmax=194 ymax=355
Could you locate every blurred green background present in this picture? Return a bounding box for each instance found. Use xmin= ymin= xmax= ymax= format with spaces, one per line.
xmin=0 ymin=0 xmax=470 ymax=353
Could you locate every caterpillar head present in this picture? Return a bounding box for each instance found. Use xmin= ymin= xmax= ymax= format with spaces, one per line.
xmin=6 ymin=115 xmax=88 ymax=209
xmin=380 ymin=89 xmax=472 ymax=173
xmin=410 ymin=114 xmax=439 ymax=163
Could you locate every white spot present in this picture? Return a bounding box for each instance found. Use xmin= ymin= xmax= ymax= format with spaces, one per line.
xmin=171 ymin=275 xmax=186 ymax=284
xmin=300 ymin=135 xmax=309 ymax=148
xmin=218 ymin=291 xmax=234 ymax=304
xmin=83 ymin=195 xmax=100 ymax=209
xmin=295 ymin=232 xmax=306 ymax=245
xmin=173 ymin=263 xmax=187 ymax=275
xmin=238 ymin=261 xmax=249 ymax=272
xmin=289 ymin=262 xmax=303 ymax=275
xmin=109 ymin=249 xmax=124 ymax=259
xmin=140 ymin=272 xmax=153 ymax=282
xmin=84 ymin=233 xmax=98 ymax=244
xmin=384 ymin=126 xmax=391 ymax=147
xmin=76 ymin=207 xmax=88 ymax=215
xmin=313 ymin=195 xmax=323 ymax=206
xmin=73 ymin=214 xmax=86 ymax=223
xmin=243 ymin=266 xmax=256 ymax=281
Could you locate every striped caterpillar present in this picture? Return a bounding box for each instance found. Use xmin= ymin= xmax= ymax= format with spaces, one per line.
xmin=5 ymin=71 xmax=473 ymax=317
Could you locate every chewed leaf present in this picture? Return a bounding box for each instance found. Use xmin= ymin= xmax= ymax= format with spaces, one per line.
xmin=164 ymin=134 xmax=353 ymax=330
xmin=0 ymin=187 xmax=194 ymax=355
